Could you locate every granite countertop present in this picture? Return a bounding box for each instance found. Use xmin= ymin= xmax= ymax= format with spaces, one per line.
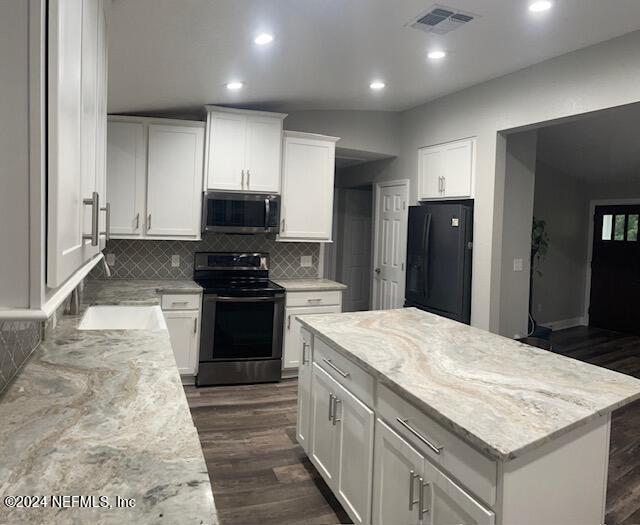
xmin=0 ymin=279 xmax=216 ymax=524
xmin=272 ymin=278 xmax=347 ymax=292
xmin=297 ymin=308 xmax=640 ymax=462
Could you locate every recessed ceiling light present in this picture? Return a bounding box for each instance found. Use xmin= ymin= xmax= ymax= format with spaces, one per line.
xmin=529 ymin=1 xmax=553 ymax=12
xmin=428 ymin=50 xmax=447 ymax=60
xmin=226 ymin=81 xmax=243 ymax=90
xmin=254 ymin=33 xmax=274 ymax=45
xmin=370 ymin=81 xmax=385 ymax=90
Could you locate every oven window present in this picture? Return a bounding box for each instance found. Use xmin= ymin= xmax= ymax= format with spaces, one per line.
xmin=207 ymin=198 xmax=266 ymax=228
xmin=213 ymin=300 xmax=275 ymax=359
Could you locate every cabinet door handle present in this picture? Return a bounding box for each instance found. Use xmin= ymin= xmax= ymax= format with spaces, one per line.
xmin=135 ymin=212 xmax=140 ymax=230
xmin=247 ymin=169 xmax=250 ymax=189
xmin=332 ymin=397 xmax=342 ymax=426
xmin=287 ymin=314 xmax=291 ymax=330
xmin=193 ymin=317 xmax=197 ymax=334
xmin=302 ymin=342 xmax=309 ymax=364
xmin=408 ymin=470 xmax=420 ymax=510
xmin=147 ymin=214 xmax=152 ymax=231
xmin=100 ymin=202 xmax=111 ymax=241
xmin=442 ymin=176 xmax=446 ymax=194
xmin=418 ymin=478 xmax=431 ymax=521
xmin=396 ymin=417 xmax=443 ymax=455
xmin=281 ymin=218 xmax=285 ymax=232
xmin=323 ymin=358 xmax=350 ymax=378
xmin=328 ymin=393 xmax=335 ymax=421
xmin=83 ymin=192 xmax=100 ymax=246
xmin=241 ymin=170 xmax=245 ymax=189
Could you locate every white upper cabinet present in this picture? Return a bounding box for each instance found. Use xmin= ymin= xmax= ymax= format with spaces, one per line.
xmin=107 ymin=121 xmax=146 ymax=236
xmin=418 ymin=138 xmax=476 ymax=201
xmin=146 ymin=124 xmax=204 ymax=238
xmin=279 ymin=131 xmax=339 ymax=242
xmin=106 ymin=117 xmax=205 ymax=241
xmin=205 ymin=106 xmax=286 ymax=193
xmin=47 ymin=0 xmax=108 ymax=288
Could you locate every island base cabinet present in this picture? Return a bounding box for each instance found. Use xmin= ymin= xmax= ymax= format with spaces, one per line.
xmin=373 ymin=418 xmax=494 ymax=525
xmin=310 ymin=363 xmax=374 ymax=525
xmin=295 ymin=330 xmax=313 ymax=451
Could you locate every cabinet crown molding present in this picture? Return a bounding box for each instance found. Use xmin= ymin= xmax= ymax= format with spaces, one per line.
xmin=204 ymin=105 xmax=287 ymax=120
xmin=284 ymin=130 xmax=340 ymax=142
xmin=108 ymin=115 xmax=205 ymax=128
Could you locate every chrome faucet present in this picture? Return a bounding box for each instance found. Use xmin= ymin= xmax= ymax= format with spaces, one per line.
xmin=101 ymin=255 xmax=112 ymax=278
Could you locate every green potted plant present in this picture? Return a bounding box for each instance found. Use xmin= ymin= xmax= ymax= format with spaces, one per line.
xmin=529 ymin=218 xmax=550 ymax=336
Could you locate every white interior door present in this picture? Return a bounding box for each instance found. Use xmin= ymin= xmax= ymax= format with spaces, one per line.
xmin=206 ymin=112 xmax=245 ymax=190
xmin=372 ymin=419 xmax=424 ymax=525
xmin=244 ymin=116 xmax=282 ymax=192
xmin=339 ymin=189 xmax=372 ymax=312
xmin=107 ymin=121 xmax=146 ymax=236
xmin=146 ymin=124 xmax=203 ymax=237
xmin=372 ymin=181 xmax=409 ymax=310
xmin=47 ymin=0 xmax=86 ymax=288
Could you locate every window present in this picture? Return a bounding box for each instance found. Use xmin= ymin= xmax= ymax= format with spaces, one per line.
xmin=602 ymin=214 xmax=613 ymax=241
xmin=628 ymin=215 xmax=638 ymax=242
xmin=614 ymin=215 xmax=626 ymax=241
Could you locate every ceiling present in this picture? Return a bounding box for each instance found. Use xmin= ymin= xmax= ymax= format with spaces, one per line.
xmin=107 ymin=1 xmax=640 ymax=114
xmin=537 ymin=103 xmax=640 ymax=183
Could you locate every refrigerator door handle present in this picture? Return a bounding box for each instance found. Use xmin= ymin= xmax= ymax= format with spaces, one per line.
xmin=423 ymin=213 xmax=432 ymax=298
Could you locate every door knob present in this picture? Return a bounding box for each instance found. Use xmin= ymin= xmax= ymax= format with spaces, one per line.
xmin=375 ymin=267 xmax=381 ymax=274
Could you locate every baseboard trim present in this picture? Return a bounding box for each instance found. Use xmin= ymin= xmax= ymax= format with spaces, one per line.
xmin=541 ymin=317 xmax=587 ymax=332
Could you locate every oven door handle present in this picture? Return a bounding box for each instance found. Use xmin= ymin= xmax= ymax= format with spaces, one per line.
xmin=213 ymin=296 xmax=281 ymax=302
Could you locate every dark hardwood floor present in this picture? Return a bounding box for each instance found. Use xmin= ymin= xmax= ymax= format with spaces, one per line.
xmin=185 ymin=380 xmax=352 ymax=525
xmin=185 ymin=326 xmax=640 ymax=525
xmin=552 ymin=326 xmax=640 ymax=525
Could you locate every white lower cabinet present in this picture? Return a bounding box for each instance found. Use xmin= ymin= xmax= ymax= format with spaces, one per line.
xmin=296 ymin=330 xmax=314 ymax=451
xmin=373 ymin=419 xmax=494 ymax=525
xmin=161 ymin=294 xmax=201 ymax=377
xmin=310 ymin=363 xmax=374 ymax=525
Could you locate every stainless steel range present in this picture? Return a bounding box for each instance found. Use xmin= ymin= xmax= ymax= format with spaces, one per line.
xmin=194 ymin=252 xmax=285 ymax=386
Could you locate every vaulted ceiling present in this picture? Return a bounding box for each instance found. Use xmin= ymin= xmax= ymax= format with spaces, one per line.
xmin=107 ymin=1 xmax=640 ymax=114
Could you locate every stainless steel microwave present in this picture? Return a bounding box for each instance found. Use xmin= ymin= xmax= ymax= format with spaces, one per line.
xmin=202 ymin=192 xmax=281 ymax=234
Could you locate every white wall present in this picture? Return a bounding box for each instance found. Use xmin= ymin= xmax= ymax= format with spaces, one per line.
xmin=499 ymin=131 xmax=538 ymax=338
xmin=532 ymin=162 xmax=589 ymax=326
xmin=0 ymin=1 xmax=31 ymax=308
xmin=284 ymin=110 xmax=400 ymax=157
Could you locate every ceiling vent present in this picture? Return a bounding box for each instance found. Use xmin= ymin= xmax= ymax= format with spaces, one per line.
xmin=408 ymin=4 xmax=479 ymax=35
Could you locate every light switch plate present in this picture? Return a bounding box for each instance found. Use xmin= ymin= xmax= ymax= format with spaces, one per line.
xmin=513 ymin=258 xmax=524 ymax=272
xmin=300 ymin=255 xmax=312 ymax=268
xmin=105 ymin=253 xmax=115 ymax=266
xmin=171 ymin=255 xmax=180 ymax=268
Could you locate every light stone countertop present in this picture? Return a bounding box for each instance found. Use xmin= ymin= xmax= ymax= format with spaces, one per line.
xmin=297 ymin=307 xmax=640 ymax=461
xmin=0 ymin=279 xmax=216 ymax=525
xmin=272 ymin=278 xmax=347 ymax=292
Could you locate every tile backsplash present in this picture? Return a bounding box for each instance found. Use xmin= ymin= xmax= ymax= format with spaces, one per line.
xmin=91 ymin=235 xmax=321 ymax=280
xmin=0 ymin=320 xmax=41 ymax=395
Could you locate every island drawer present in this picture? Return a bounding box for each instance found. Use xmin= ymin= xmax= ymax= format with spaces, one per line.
xmin=314 ymin=337 xmax=374 ymax=407
xmin=161 ymin=294 xmax=201 ymax=310
xmin=377 ymin=384 xmax=497 ymax=507
xmin=286 ymin=291 xmax=342 ymax=308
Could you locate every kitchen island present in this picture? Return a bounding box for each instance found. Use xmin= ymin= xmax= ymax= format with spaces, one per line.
xmin=295 ymin=307 xmax=640 ymax=525
xmin=0 ymin=280 xmax=216 ymax=525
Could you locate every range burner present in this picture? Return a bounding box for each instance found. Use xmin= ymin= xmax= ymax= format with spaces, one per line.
xmin=195 ymin=252 xmax=285 ymax=386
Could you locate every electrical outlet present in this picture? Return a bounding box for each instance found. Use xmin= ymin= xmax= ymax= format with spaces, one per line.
xmin=513 ymin=258 xmax=524 ymax=272
xmin=300 ymin=255 xmax=312 ymax=268
xmin=105 ymin=253 xmax=115 ymax=266
xmin=171 ymin=255 xmax=180 ymax=268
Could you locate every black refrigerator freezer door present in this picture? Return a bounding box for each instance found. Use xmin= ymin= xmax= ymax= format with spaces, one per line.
xmin=405 ymin=203 xmax=472 ymax=324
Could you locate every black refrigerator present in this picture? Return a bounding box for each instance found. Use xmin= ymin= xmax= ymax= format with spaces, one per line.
xmin=405 ymin=201 xmax=473 ymax=324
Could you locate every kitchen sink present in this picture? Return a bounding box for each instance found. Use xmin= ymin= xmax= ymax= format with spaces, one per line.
xmin=78 ymin=305 xmax=166 ymax=331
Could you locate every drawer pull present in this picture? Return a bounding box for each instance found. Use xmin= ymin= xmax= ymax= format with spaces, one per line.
xmin=396 ymin=417 xmax=443 ymax=455
xmin=323 ymin=358 xmax=350 ymax=378
xmin=408 ymin=470 xmax=420 ymax=510
xmin=307 ymin=298 xmax=323 ymax=303
xmin=172 ymin=301 xmax=189 ymax=305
